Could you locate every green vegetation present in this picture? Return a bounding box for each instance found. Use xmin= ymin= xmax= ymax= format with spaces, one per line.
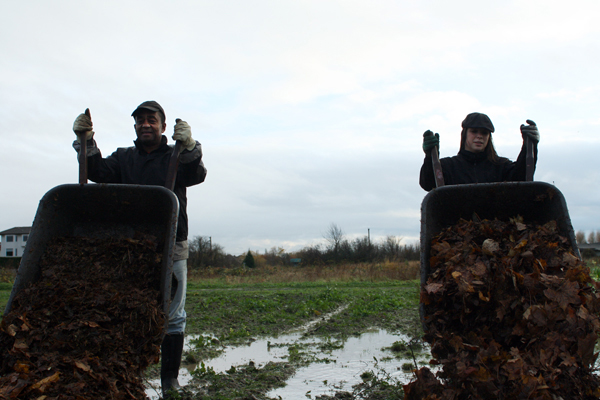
xmin=185 ymin=282 xmax=420 ymax=339
xmin=588 ymin=257 xmax=600 ymax=281
xmin=0 ymin=291 xmax=10 ymax=313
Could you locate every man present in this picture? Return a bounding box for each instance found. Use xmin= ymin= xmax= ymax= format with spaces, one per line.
xmin=419 ymin=112 xmax=540 ymax=191
xmin=72 ymin=101 xmax=207 ymax=398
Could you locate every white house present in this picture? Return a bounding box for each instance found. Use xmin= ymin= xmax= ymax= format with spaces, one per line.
xmin=0 ymin=227 xmax=31 ymax=257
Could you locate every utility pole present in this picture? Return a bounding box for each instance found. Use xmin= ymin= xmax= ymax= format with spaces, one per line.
xmin=367 ymin=228 xmax=372 ymax=261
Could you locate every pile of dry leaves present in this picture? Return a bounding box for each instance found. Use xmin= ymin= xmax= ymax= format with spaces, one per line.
xmin=0 ymin=235 xmax=166 ymax=399
xmin=404 ymin=216 xmax=600 ymax=400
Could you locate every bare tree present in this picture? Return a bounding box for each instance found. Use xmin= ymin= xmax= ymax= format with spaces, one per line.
xmin=588 ymin=232 xmax=596 ymax=244
xmin=188 ymin=236 xmax=229 ymax=268
xmin=382 ymin=235 xmax=403 ymax=261
xmin=575 ymin=230 xmax=587 ymax=245
xmin=324 ymin=223 xmax=344 ymax=252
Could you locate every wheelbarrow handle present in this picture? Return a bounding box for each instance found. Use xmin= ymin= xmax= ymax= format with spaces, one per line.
xmin=165 ymin=141 xmax=183 ymax=191
xmin=525 ymin=135 xmax=534 ymax=182
xmin=77 ymin=108 xmax=91 ymax=185
xmin=424 ymin=131 xmax=445 ymax=188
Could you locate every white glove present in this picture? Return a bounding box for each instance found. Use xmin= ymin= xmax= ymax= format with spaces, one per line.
xmin=73 ymin=109 xmax=94 ymax=142
xmin=172 ymin=118 xmax=196 ymax=151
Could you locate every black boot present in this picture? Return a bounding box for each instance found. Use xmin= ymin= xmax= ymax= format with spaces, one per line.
xmin=161 ymin=333 xmax=184 ymax=399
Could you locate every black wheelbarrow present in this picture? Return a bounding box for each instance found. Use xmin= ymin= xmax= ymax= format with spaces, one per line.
xmin=419 ymin=136 xmax=579 ymax=330
xmin=4 ymin=122 xmax=183 ymax=335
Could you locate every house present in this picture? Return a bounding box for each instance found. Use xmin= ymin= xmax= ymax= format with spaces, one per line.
xmin=0 ymin=227 xmax=31 ymax=257
xmin=578 ymin=243 xmax=600 ymax=257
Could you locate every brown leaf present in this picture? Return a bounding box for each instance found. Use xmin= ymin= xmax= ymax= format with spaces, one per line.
xmin=29 ymin=372 xmax=60 ymax=393
xmin=13 ymin=361 xmax=29 ymax=374
xmin=74 ymin=361 xmax=91 ymax=372
xmin=578 ymin=333 xmax=598 ymax=367
xmin=424 ymin=282 xmax=443 ymax=294
xmin=5 ymin=324 xmax=18 ymax=337
xmin=562 ymin=252 xmax=579 ymax=267
xmin=544 ymin=281 xmax=580 ymax=310
xmin=482 ymin=239 xmax=499 ymax=256
xmin=13 ymin=338 xmax=28 ymax=351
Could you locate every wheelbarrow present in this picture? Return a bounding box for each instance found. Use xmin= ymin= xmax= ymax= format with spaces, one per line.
xmin=4 ymin=118 xmax=183 ymax=335
xmin=419 ymin=135 xmax=579 ymax=330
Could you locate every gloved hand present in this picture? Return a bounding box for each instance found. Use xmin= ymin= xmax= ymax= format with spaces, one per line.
xmin=422 ymin=130 xmax=440 ymax=153
xmin=172 ymin=118 xmax=196 ymax=151
xmin=73 ymin=108 xmax=94 ymax=142
xmin=520 ymin=119 xmax=540 ymax=143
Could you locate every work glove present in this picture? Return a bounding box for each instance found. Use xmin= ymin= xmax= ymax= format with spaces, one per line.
xmin=172 ymin=119 xmax=196 ymax=151
xmin=520 ymin=119 xmax=540 ymax=143
xmin=73 ymin=108 xmax=94 ymax=142
xmin=422 ymin=130 xmax=440 ymax=153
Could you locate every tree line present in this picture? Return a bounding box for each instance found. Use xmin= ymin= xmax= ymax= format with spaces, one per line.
xmin=575 ymin=230 xmax=600 ymax=245
xmin=187 ymin=223 xmax=420 ymax=269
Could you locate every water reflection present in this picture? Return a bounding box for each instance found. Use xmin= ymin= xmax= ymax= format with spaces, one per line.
xmin=267 ymin=330 xmax=417 ymax=398
xmin=146 ymin=329 xmax=424 ymax=399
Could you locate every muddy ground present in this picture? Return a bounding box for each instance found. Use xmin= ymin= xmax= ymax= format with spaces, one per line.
xmin=144 ymin=281 xmax=422 ymax=399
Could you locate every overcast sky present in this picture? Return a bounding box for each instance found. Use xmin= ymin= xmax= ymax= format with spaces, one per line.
xmin=1 ymin=1 xmax=599 ymax=255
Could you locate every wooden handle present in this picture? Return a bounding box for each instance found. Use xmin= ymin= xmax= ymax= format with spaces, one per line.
xmin=165 ymin=141 xmax=183 ymax=191
xmin=525 ymin=135 xmax=534 ymax=182
xmin=78 ymin=108 xmax=91 ymax=184
xmin=425 ymin=131 xmax=444 ymax=188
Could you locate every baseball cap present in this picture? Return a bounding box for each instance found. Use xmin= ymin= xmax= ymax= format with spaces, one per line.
xmin=131 ymin=101 xmax=166 ymax=122
xmin=461 ymin=112 xmax=495 ymax=133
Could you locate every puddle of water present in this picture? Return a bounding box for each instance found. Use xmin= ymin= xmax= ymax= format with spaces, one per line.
xmin=146 ymin=330 xmax=424 ymax=399
xmin=208 ymin=332 xmax=303 ymax=373
xmin=267 ymin=330 xmax=418 ymax=399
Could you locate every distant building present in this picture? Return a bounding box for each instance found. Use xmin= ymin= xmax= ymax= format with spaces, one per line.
xmin=0 ymin=227 xmax=31 ymax=257
xmin=578 ymin=243 xmax=600 ymax=257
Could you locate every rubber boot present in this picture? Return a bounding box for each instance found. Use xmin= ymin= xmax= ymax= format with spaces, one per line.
xmin=161 ymin=333 xmax=184 ymax=399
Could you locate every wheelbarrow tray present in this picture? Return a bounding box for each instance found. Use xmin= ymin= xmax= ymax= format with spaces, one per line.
xmin=419 ymin=181 xmax=579 ymax=328
xmin=4 ymin=183 xmax=179 ymax=332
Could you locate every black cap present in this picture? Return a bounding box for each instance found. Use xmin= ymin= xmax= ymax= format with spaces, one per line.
xmin=131 ymin=100 xmax=166 ymax=122
xmin=461 ymin=112 xmax=494 ymax=133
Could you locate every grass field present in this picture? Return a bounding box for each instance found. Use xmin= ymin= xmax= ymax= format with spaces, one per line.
xmin=0 ymin=262 xmax=421 ymax=399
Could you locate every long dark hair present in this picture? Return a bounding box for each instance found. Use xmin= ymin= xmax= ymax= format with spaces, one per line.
xmin=459 ymin=128 xmax=508 ymax=164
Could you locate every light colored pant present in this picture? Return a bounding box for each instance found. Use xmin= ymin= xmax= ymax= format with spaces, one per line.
xmin=168 ymin=259 xmax=187 ymax=334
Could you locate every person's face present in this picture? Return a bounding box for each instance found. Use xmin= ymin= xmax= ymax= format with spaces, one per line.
xmin=134 ymin=110 xmax=166 ymax=150
xmin=464 ymin=128 xmax=490 ymax=153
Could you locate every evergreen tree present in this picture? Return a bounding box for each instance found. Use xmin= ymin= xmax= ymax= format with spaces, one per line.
xmin=243 ymin=250 xmax=255 ymax=268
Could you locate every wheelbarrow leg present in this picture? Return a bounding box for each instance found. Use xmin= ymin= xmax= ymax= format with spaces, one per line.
xmin=161 ymin=333 xmax=184 ymax=399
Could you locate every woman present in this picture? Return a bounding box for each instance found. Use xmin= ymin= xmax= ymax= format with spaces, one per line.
xmin=419 ymin=112 xmax=540 ymax=191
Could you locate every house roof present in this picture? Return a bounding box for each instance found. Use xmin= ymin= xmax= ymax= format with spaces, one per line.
xmin=0 ymin=227 xmax=32 ymax=235
xmin=578 ymin=243 xmax=600 ymax=250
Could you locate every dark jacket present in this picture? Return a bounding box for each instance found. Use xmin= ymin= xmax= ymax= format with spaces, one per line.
xmin=419 ymin=143 xmax=537 ymax=191
xmin=81 ymin=136 xmax=207 ymax=242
